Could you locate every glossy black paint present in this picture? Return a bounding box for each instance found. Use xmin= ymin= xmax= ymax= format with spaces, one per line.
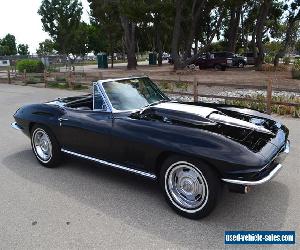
xmin=13 ymin=96 xmax=289 ymax=182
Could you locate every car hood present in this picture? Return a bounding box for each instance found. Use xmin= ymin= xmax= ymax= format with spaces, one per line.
xmin=139 ymin=102 xmax=282 ymax=153
xmin=153 ymin=102 xmax=273 ymax=135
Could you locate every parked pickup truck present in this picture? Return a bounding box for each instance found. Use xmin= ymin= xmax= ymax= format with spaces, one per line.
xmin=194 ymin=52 xmax=233 ymax=71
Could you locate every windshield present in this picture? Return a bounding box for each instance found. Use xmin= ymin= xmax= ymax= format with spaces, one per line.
xmin=102 ymin=78 xmax=169 ymax=110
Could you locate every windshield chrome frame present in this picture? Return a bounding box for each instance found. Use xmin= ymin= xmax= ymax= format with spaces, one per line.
xmin=96 ymin=76 xmax=164 ymax=113
xmin=94 ymin=81 xmax=114 ymax=113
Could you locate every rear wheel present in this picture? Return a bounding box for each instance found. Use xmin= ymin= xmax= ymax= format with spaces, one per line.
xmin=31 ymin=125 xmax=62 ymax=167
xmin=238 ymin=61 xmax=245 ymax=68
xmin=160 ymin=156 xmax=221 ymax=219
xmin=214 ymin=64 xmax=222 ymax=70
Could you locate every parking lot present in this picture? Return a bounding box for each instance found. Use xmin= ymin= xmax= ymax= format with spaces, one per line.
xmin=0 ymin=83 xmax=299 ymax=249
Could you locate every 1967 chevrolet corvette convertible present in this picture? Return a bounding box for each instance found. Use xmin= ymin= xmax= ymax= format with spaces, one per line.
xmin=11 ymin=76 xmax=290 ymax=219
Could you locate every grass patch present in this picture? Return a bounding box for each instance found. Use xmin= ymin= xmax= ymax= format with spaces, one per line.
xmin=73 ymin=84 xmax=88 ymax=90
xmin=47 ymin=82 xmax=88 ymax=90
xmin=25 ymin=77 xmax=43 ymax=84
xmin=47 ymin=82 xmax=69 ymax=89
xmin=225 ymin=94 xmax=300 ymax=118
xmin=55 ymin=76 xmax=66 ymax=82
xmin=157 ymin=81 xmax=171 ymax=90
xmin=175 ymin=82 xmax=188 ymax=91
xmin=261 ymin=64 xmax=289 ymax=72
xmin=156 ymin=80 xmax=189 ymax=92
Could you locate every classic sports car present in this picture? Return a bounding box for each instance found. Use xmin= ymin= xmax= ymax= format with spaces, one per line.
xmin=11 ymin=76 xmax=290 ymax=219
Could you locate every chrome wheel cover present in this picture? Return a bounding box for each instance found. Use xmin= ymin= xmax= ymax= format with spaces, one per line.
xmin=165 ymin=161 xmax=209 ymax=213
xmin=32 ymin=128 xmax=52 ymax=163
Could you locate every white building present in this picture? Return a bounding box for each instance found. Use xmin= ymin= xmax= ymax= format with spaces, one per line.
xmin=0 ymin=59 xmax=10 ymax=67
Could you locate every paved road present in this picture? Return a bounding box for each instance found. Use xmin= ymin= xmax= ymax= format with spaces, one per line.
xmin=0 ymin=84 xmax=299 ymax=249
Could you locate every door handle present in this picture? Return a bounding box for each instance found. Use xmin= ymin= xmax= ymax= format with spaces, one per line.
xmin=58 ymin=117 xmax=68 ymax=126
xmin=58 ymin=118 xmax=69 ymax=122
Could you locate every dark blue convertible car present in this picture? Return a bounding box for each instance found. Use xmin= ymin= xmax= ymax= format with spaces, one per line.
xmin=11 ymin=76 xmax=290 ymax=219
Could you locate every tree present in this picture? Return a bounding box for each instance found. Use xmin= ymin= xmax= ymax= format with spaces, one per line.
xmin=138 ymin=0 xmax=173 ymax=66
xmin=255 ymin=0 xmax=273 ymax=70
xmin=0 ymin=34 xmax=17 ymax=55
xmin=120 ymin=15 xmax=137 ymax=69
xmin=184 ymin=0 xmax=206 ymax=58
xmin=87 ymin=24 xmax=108 ymax=55
xmin=295 ymin=40 xmax=300 ymax=53
xmin=38 ymin=0 xmax=83 ymax=57
xmin=118 ymin=0 xmax=149 ymax=70
xmin=170 ymin=0 xmax=227 ymax=69
xmin=88 ymin=0 xmax=122 ymax=68
xmin=225 ymin=1 xmax=244 ymax=52
xmin=171 ymin=0 xmax=184 ymax=70
xmin=69 ymin=22 xmax=90 ymax=60
xmin=84 ymin=0 xmax=298 ymax=71
xmin=17 ymin=44 xmax=30 ymax=55
xmin=36 ymin=39 xmax=56 ymax=56
xmin=274 ymin=1 xmax=300 ymax=66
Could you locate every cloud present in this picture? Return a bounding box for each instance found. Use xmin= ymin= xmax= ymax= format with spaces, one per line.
xmin=0 ymin=0 xmax=90 ymax=54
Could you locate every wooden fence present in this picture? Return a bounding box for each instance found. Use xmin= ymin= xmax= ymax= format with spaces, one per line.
xmin=157 ymin=78 xmax=300 ymax=114
xmin=1 ymin=69 xmax=300 ymax=114
xmin=0 ymin=68 xmax=103 ymax=88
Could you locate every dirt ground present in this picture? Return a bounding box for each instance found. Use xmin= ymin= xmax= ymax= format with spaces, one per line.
xmin=69 ymin=63 xmax=300 ymax=91
xmin=1 ymin=62 xmax=299 ymax=92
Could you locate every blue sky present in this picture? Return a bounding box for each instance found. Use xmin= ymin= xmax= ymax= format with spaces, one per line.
xmin=0 ymin=0 xmax=90 ymax=54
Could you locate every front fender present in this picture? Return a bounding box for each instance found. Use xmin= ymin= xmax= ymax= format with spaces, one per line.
xmin=13 ymin=104 xmax=65 ymax=137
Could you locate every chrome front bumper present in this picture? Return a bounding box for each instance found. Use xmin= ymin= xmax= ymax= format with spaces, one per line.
xmin=222 ymin=140 xmax=289 ymax=186
xmin=11 ymin=122 xmax=22 ymax=131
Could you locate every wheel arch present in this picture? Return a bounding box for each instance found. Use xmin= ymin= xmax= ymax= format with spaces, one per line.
xmin=29 ymin=122 xmax=61 ymax=147
xmin=154 ymin=151 xmax=222 ymax=181
xmin=29 ymin=122 xmax=36 ymax=134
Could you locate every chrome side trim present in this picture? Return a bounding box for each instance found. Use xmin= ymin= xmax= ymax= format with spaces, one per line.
xmin=61 ymin=149 xmax=157 ymax=180
xmin=221 ymin=164 xmax=282 ymax=186
xmin=11 ymin=122 xmax=22 ymax=130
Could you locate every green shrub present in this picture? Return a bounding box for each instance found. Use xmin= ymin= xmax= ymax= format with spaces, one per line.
xmin=293 ymin=59 xmax=300 ymax=71
xmin=283 ymin=57 xmax=291 ymax=65
xmin=264 ymin=55 xmax=274 ymax=64
xmin=292 ymin=59 xmax=300 ymax=79
xmin=16 ymin=59 xmax=45 ymax=73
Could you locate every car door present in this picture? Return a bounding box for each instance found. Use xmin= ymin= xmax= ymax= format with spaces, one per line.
xmin=196 ymin=54 xmax=207 ymax=68
xmin=110 ymin=113 xmax=160 ymax=172
xmin=58 ymin=84 xmax=114 ymax=161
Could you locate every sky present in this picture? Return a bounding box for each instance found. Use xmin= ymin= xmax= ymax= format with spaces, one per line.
xmin=0 ymin=0 xmax=90 ymax=54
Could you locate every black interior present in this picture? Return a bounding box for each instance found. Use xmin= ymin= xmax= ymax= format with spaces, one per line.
xmin=65 ymin=97 xmax=93 ymax=110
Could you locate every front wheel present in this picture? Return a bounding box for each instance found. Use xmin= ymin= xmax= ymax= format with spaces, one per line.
xmin=31 ymin=125 xmax=62 ymax=167
xmin=160 ymin=156 xmax=221 ymax=219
